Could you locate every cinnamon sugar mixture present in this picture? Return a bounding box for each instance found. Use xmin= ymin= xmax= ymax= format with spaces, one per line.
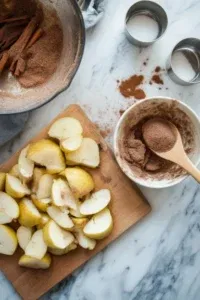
xmin=120 ymin=102 xmax=195 ymax=180
xmin=0 ymin=0 xmax=63 ymax=88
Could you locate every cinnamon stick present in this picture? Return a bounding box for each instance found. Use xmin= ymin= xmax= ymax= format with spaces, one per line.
xmin=27 ymin=28 xmax=44 ymax=48
xmin=0 ymin=16 xmax=29 ymax=24
xmin=14 ymin=57 xmax=26 ymax=77
xmin=0 ymin=51 xmax=9 ymax=74
xmin=9 ymin=9 xmax=42 ymax=69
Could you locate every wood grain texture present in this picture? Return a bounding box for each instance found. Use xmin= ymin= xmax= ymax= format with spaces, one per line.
xmin=0 ymin=105 xmax=151 ymax=300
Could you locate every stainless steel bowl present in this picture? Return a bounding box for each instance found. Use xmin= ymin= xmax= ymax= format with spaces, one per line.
xmin=0 ymin=0 xmax=85 ymax=114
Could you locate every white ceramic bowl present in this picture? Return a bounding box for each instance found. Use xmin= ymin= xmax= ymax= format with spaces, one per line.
xmin=114 ymin=97 xmax=200 ymax=188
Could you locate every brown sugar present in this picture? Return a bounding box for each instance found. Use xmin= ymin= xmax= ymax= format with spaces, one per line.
xmin=118 ymin=75 xmax=146 ymax=100
xmin=142 ymin=118 xmax=177 ymax=153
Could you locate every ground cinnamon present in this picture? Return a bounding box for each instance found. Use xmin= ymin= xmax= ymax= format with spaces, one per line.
xmin=151 ymin=74 xmax=163 ymax=84
xmin=18 ymin=7 xmax=63 ymax=88
xmin=118 ymin=75 xmax=146 ymax=100
xmin=142 ymin=118 xmax=177 ymax=152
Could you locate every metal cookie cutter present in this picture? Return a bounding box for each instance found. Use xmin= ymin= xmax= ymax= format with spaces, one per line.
xmin=125 ymin=0 xmax=168 ymax=47
xmin=166 ymin=38 xmax=200 ymax=85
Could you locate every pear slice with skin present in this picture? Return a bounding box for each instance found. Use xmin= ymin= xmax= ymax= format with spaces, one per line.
xmin=19 ymin=253 xmax=51 ymax=269
xmin=72 ymin=217 xmax=88 ymax=230
xmin=60 ymin=135 xmax=83 ymax=153
xmin=31 ymin=167 xmax=46 ymax=193
xmin=25 ymin=229 xmax=47 ymax=259
xmin=6 ymin=174 xmax=30 ymax=199
xmin=31 ymin=195 xmax=51 ymax=212
xmin=0 ymin=192 xmax=19 ymax=224
xmin=83 ymin=208 xmax=113 ymax=240
xmin=51 ymin=178 xmax=77 ymax=209
xmin=27 ymin=139 xmax=65 ymax=174
xmin=75 ymin=229 xmax=96 ymax=250
xmin=0 ymin=173 xmax=6 ymax=191
xmin=47 ymin=206 xmax=73 ymax=230
xmin=18 ymin=145 xmax=34 ymax=181
xmin=64 ymin=167 xmax=94 ymax=198
xmin=17 ymin=226 xmax=33 ymax=251
xmin=43 ymin=220 xmax=74 ymax=249
xmin=80 ymin=189 xmax=111 ymax=216
xmin=36 ymin=174 xmax=54 ymax=199
xmin=37 ymin=213 xmax=50 ymax=229
xmin=9 ymin=164 xmax=21 ymax=179
xmin=18 ymin=198 xmax=41 ymax=227
xmin=48 ymin=117 xmax=83 ymax=140
xmin=0 ymin=224 xmax=18 ymax=255
xmin=65 ymin=138 xmax=100 ymax=168
xmin=48 ymin=243 xmax=77 ymax=256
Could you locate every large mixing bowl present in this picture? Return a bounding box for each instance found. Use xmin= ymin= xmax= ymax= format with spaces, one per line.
xmin=0 ymin=0 xmax=85 ymax=114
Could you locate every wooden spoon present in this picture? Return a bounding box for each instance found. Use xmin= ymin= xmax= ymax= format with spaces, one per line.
xmin=150 ymin=122 xmax=200 ymax=183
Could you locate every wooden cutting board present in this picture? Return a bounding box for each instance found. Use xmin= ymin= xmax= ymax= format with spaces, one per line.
xmin=0 ymin=105 xmax=151 ymax=299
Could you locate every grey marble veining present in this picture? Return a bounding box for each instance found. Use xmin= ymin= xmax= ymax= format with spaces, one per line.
xmin=1 ymin=0 xmax=200 ymax=299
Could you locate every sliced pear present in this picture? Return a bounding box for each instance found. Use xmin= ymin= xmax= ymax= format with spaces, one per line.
xmin=65 ymin=138 xmax=100 ymax=168
xmin=48 ymin=117 xmax=83 ymax=140
xmin=36 ymin=174 xmax=54 ymax=199
xmin=25 ymin=229 xmax=47 ymax=259
xmin=27 ymin=139 xmax=65 ymax=174
xmin=17 ymin=226 xmax=33 ymax=251
xmin=0 ymin=192 xmax=19 ymax=224
xmin=19 ymin=253 xmax=51 ymax=269
xmin=75 ymin=229 xmax=96 ymax=250
xmin=5 ymin=174 xmax=30 ymax=199
xmin=83 ymin=208 xmax=113 ymax=240
xmin=80 ymin=189 xmax=111 ymax=216
xmin=51 ymin=178 xmax=77 ymax=209
xmin=31 ymin=195 xmax=51 ymax=212
xmin=0 ymin=173 xmax=6 ymax=191
xmin=18 ymin=145 xmax=34 ymax=180
xmin=43 ymin=220 xmax=74 ymax=249
xmin=72 ymin=217 xmax=88 ymax=230
xmin=31 ymin=167 xmax=46 ymax=193
xmin=37 ymin=213 xmax=50 ymax=229
xmin=61 ymin=135 xmax=83 ymax=152
xmin=9 ymin=164 xmax=21 ymax=178
xmin=18 ymin=198 xmax=41 ymax=227
xmin=0 ymin=224 xmax=18 ymax=255
xmin=48 ymin=243 xmax=77 ymax=256
xmin=64 ymin=167 xmax=94 ymax=198
xmin=69 ymin=199 xmax=84 ymax=218
xmin=47 ymin=206 xmax=73 ymax=230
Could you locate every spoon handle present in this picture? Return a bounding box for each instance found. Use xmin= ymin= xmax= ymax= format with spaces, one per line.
xmin=179 ymin=154 xmax=200 ymax=183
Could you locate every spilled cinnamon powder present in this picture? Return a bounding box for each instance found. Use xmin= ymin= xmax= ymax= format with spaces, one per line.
xmin=118 ymin=75 xmax=146 ymax=100
xmin=151 ymin=74 xmax=163 ymax=85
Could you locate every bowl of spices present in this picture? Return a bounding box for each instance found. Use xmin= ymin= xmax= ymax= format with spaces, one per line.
xmin=0 ymin=0 xmax=85 ymax=113
xmin=114 ymin=97 xmax=200 ymax=188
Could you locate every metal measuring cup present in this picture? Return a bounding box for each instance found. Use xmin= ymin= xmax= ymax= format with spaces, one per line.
xmin=166 ymin=38 xmax=200 ymax=85
xmin=125 ymin=0 xmax=168 ymax=47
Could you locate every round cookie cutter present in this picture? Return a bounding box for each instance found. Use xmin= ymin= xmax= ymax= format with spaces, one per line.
xmin=166 ymin=38 xmax=200 ymax=85
xmin=125 ymin=0 xmax=168 ymax=47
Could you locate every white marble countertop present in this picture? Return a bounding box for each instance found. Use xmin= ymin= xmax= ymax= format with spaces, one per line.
xmin=1 ymin=0 xmax=200 ymax=299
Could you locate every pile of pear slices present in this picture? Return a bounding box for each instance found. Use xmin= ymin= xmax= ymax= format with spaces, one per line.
xmin=0 ymin=117 xmax=113 ymax=269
